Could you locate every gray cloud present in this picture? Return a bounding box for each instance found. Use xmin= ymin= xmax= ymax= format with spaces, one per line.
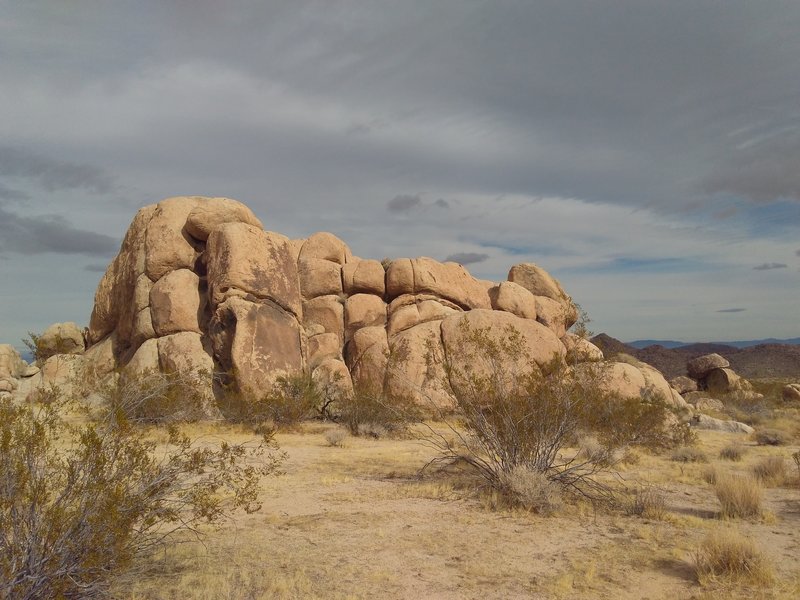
xmin=0 ymin=146 xmax=114 ymax=194
xmin=387 ymin=194 xmax=422 ymax=213
xmin=434 ymin=199 xmax=450 ymax=209
xmin=796 ymin=249 xmax=800 ymax=257
xmin=0 ymin=204 xmax=119 ymax=256
xmin=753 ymin=262 xmax=788 ymax=271
xmin=0 ymin=182 xmax=29 ymax=201
xmin=444 ymin=252 xmax=489 ymax=265
xmin=84 ymin=264 xmax=109 ymax=273
xmin=717 ymin=308 xmax=746 ymax=313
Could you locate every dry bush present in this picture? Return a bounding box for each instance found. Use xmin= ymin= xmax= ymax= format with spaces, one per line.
xmin=324 ymin=427 xmax=348 ymax=447
xmin=793 ymin=450 xmax=800 ymax=479
xmin=499 ymin=466 xmax=563 ymax=515
xmin=625 ymin=486 xmax=667 ymax=520
xmin=754 ymin=427 xmax=789 ymax=446
xmin=671 ymin=446 xmax=708 ymax=463
xmin=107 ymin=369 xmax=210 ymax=424
xmin=714 ymin=473 xmax=763 ymax=519
xmin=220 ymin=372 xmax=324 ymax=427
xmin=751 ymin=456 xmax=787 ymax=486
xmin=0 ymin=393 xmax=282 ymax=599
xmin=576 ymin=435 xmax=610 ymax=464
xmin=693 ymin=529 xmax=773 ymax=585
xmin=719 ymin=443 xmax=745 ymax=462
xmin=416 ymin=321 xmax=687 ymax=504
xmin=701 ymin=466 xmax=718 ymax=485
xmin=336 ymin=383 xmax=419 ymax=437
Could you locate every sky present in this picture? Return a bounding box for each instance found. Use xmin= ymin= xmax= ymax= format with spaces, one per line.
xmin=1 ymin=0 xmax=799 ymax=349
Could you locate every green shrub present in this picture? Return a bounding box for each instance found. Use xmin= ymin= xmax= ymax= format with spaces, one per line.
xmin=220 ymin=372 xmax=325 ymax=427
xmin=0 ymin=395 xmax=281 ymax=599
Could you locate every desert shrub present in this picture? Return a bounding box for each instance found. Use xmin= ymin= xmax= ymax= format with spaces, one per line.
xmin=220 ymin=372 xmax=324 ymax=426
xmin=625 ymin=486 xmax=667 ymax=520
xmin=107 ymin=369 xmax=210 ymax=424
xmin=693 ymin=530 xmax=773 ymax=585
xmin=576 ymin=435 xmax=611 ymax=464
xmin=719 ymin=443 xmax=745 ymax=462
xmin=0 ymin=395 xmax=281 ymax=599
xmin=337 ymin=383 xmax=420 ymax=437
xmin=714 ymin=473 xmax=763 ymax=518
xmin=417 ymin=321 xmax=685 ymax=503
xmin=751 ymin=456 xmax=787 ymax=486
xmin=671 ymin=446 xmax=708 ymax=463
xmin=754 ymin=428 xmax=789 ymax=446
xmin=23 ymin=330 xmax=75 ymax=364
xmin=324 ymin=427 xmax=348 ymax=447
xmin=793 ymin=450 xmax=800 ymax=479
xmin=701 ymin=466 xmax=718 ymax=485
xmin=499 ymin=466 xmax=563 ymax=515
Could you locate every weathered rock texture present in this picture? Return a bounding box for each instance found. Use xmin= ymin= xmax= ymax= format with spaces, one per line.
xmin=72 ymin=197 xmax=687 ymax=414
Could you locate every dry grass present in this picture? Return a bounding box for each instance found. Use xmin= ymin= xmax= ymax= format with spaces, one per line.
xmin=754 ymin=428 xmax=789 ymax=446
xmin=499 ymin=466 xmax=563 ymax=515
xmin=671 ymin=446 xmax=708 ymax=463
xmin=694 ymin=529 xmax=774 ymax=586
xmin=625 ymin=486 xmax=667 ymax=520
xmin=323 ymin=427 xmax=348 ymax=447
xmin=751 ymin=456 xmax=787 ymax=486
xmin=713 ymin=473 xmax=763 ymax=519
xmin=719 ymin=443 xmax=745 ymax=461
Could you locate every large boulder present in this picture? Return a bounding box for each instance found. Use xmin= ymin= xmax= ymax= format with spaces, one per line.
xmin=670 ymin=375 xmax=698 ymax=395
xmin=0 ymin=344 xmax=26 ymax=379
xmin=38 ymin=322 xmax=85 ymax=356
xmin=385 ymin=321 xmax=452 ymax=409
xmin=386 ymin=258 xmax=493 ymax=310
xmin=342 ymin=259 xmax=385 ymax=296
xmin=489 ymin=281 xmax=537 ymax=320
xmin=691 ymin=414 xmax=754 ymax=434
xmin=783 ymin=383 xmax=800 ymax=402
xmin=440 ymin=309 xmax=565 ymax=379
xmin=185 ymin=197 xmax=263 ymax=241
xmin=344 ymin=294 xmax=387 ymax=343
xmin=303 ymin=295 xmax=345 ymax=345
xmin=149 ymin=269 xmax=205 ymax=336
xmin=209 ymin=297 xmax=304 ymax=395
xmin=686 ymin=353 xmax=729 ymax=380
xmin=561 ymin=333 xmax=603 ymax=363
xmin=345 ymin=326 xmax=389 ymax=390
xmin=206 ymin=223 xmax=301 ymax=318
xmin=704 ymin=367 xmax=744 ymax=395
xmin=298 ymin=258 xmax=343 ymax=299
xmin=386 ymin=295 xmax=460 ymax=337
xmin=144 ymin=197 xmax=202 ymax=281
xmin=299 ymin=232 xmax=351 ymax=265
xmin=507 ymin=263 xmax=577 ymax=328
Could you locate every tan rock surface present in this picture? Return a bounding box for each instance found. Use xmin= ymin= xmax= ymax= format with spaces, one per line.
xmin=307 ymin=333 xmax=343 ymax=369
xmin=345 ymin=294 xmax=387 ymax=342
xmin=0 ymin=344 xmax=26 ymax=379
xmin=299 ymin=232 xmax=351 ymax=265
xmin=298 ymin=258 xmax=343 ymax=299
xmin=144 ymin=196 xmax=201 ymax=281
xmin=561 ymin=333 xmax=603 ymax=363
xmin=39 ymin=322 xmax=85 ymax=356
xmin=686 ymin=353 xmax=730 ymax=380
xmin=386 ymin=257 xmax=492 ymax=310
xmin=149 ymin=268 xmax=205 ymax=336
xmin=489 ymin=281 xmax=537 ymax=320
xmin=346 ymin=326 xmax=389 ymax=390
xmin=342 ymin=259 xmax=385 ymax=296
xmin=185 ymin=197 xmax=263 ymax=241
xmin=386 ymin=321 xmax=452 ymax=409
xmin=206 ymin=223 xmax=301 ymax=317
xmin=303 ymin=295 xmax=345 ymax=345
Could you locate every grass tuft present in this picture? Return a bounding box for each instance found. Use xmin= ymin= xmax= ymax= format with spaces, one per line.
xmin=693 ymin=529 xmax=773 ymax=585
xmin=713 ymin=473 xmax=762 ymax=519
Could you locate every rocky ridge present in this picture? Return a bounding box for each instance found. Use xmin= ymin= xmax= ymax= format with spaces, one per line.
xmin=4 ymin=197 xmax=695 ymax=418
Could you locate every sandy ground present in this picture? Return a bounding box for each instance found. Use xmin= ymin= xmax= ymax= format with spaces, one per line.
xmin=114 ymin=425 xmax=800 ymax=600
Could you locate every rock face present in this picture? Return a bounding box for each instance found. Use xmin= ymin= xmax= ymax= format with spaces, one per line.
xmin=66 ymin=196 xmax=686 ymax=417
xmin=783 ymin=383 xmax=800 ymax=402
xmin=38 ymin=322 xmax=86 ymax=356
xmin=686 ymin=353 xmax=730 ymax=380
xmin=684 ymin=352 xmax=753 ymax=397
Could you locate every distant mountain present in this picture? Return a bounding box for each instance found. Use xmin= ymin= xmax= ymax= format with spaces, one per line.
xmin=627 ymin=337 xmax=800 ymax=349
xmin=592 ymin=333 xmax=800 ymax=379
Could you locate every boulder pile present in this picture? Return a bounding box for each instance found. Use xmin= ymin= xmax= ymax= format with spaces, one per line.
xmin=13 ymin=197 xmax=694 ymax=416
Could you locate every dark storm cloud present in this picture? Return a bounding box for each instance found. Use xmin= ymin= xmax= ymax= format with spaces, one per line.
xmin=717 ymin=308 xmax=746 ymax=313
xmin=0 ymin=146 xmax=115 ymax=194
xmin=753 ymin=262 xmax=788 ymax=271
xmin=444 ymin=252 xmax=489 ymax=265
xmin=387 ymin=194 xmax=421 ymax=213
xmin=0 ymin=204 xmax=119 ymax=256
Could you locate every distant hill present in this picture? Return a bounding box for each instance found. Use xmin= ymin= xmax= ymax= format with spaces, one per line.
xmin=592 ymin=334 xmax=800 ymax=379
xmin=627 ymin=337 xmax=800 ymax=349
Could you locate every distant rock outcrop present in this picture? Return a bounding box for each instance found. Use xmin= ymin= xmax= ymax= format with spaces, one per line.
xmin=14 ymin=197 xmax=694 ymax=417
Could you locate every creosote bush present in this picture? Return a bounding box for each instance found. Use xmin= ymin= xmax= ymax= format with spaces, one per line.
xmin=219 ymin=372 xmax=326 ymax=427
xmin=0 ymin=388 xmax=282 ymax=599
xmin=671 ymin=446 xmax=708 ymax=463
xmin=754 ymin=428 xmax=789 ymax=446
xmin=694 ymin=530 xmax=773 ymax=585
xmin=107 ymin=369 xmax=210 ymax=424
xmin=415 ymin=321 xmax=688 ymax=503
xmin=337 ymin=382 xmax=420 ymax=437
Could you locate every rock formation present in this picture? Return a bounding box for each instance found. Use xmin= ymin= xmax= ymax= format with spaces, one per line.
xmin=16 ymin=196 xmax=695 ymax=417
